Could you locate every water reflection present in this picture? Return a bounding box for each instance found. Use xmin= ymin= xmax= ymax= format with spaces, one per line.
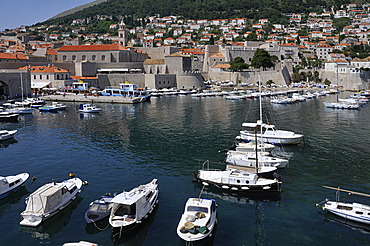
xmin=21 ymin=196 xmax=82 ymax=240
xmin=0 ymin=138 xmax=18 ymax=148
xmin=0 ymin=186 xmax=28 ymax=218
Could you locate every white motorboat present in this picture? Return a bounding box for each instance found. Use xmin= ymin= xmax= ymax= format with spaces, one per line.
xmin=78 ymin=104 xmax=102 ymax=113
xmin=177 ymin=197 xmax=217 ymax=242
xmin=226 ymin=150 xmax=288 ymax=169
xmin=0 ymin=173 xmax=29 ymax=199
xmin=323 ymin=101 xmax=360 ymax=110
xmin=317 ymin=186 xmax=370 ymax=225
xmin=109 ymin=179 xmax=158 ymax=231
xmin=20 ymin=176 xmax=84 ymax=227
xmin=196 ymin=161 xmax=281 ymax=192
xmin=51 ymin=101 xmax=67 ymax=110
xmin=0 ymin=111 xmax=19 ymax=122
xmin=240 ymin=122 xmax=304 ymax=145
xmin=63 ymin=241 xmax=99 ymax=246
xmin=0 ymin=130 xmax=17 ymax=141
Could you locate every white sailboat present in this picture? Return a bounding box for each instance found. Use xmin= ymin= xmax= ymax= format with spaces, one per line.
xmin=239 ymin=76 xmax=303 ymax=145
xmin=317 ymin=186 xmax=370 ymax=225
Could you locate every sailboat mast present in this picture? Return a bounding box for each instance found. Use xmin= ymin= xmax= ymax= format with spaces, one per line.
xmin=20 ymin=70 xmax=24 ymax=102
xmin=254 ymin=126 xmax=258 ymax=174
xmin=258 ymin=75 xmax=262 ymax=122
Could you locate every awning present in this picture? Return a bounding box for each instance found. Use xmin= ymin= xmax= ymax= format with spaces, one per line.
xmin=31 ymin=82 xmax=51 ymax=89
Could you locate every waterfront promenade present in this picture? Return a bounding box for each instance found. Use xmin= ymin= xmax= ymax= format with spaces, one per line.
xmin=40 ymin=94 xmax=144 ymax=104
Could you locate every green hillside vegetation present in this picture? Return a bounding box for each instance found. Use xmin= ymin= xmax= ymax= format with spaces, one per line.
xmin=41 ymin=0 xmax=368 ymax=28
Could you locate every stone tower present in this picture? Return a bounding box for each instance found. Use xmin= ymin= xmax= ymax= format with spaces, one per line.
xmin=118 ymin=21 xmax=128 ymax=47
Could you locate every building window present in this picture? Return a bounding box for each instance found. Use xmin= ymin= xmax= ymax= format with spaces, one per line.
xmin=47 ymin=75 xmax=49 ymax=80
xmin=72 ymin=55 xmax=76 ymax=61
xmin=92 ymin=55 xmax=96 ymax=61
xmin=82 ymin=55 xmax=86 ymax=61
xmin=39 ymin=75 xmax=42 ymax=79
xmin=34 ymin=75 xmax=36 ymax=79
xmin=57 ymin=74 xmax=59 ymax=80
xmin=102 ymin=55 xmax=106 ymax=61
xmin=63 ymin=55 xmax=67 ymax=61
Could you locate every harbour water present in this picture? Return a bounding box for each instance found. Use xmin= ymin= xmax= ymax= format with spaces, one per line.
xmin=1 ymin=93 xmax=370 ymax=245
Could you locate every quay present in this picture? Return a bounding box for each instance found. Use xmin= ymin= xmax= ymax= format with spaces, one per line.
xmin=40 ymin=94 xmax=146 ymax=104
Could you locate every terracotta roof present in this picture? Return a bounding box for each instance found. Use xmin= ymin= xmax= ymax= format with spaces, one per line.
xmin=58 ymin=43 xmax=128 ymax=52
xmin=210 ymin=52 xmax=224 ymax=58
xmin=143 ymin=59 xmax=165 ymax=65
xmin=165 ymin=52 xmax=189 ymax=57
xmin=0 ymin=53 xmax=28 ymax=60
xmin=70 ymin=76 xmax=97 ymax=80
xmin=212 ymin=64 xmax=230 ymax=68
xmin=19 ymin=65 xmax=68 ymax=73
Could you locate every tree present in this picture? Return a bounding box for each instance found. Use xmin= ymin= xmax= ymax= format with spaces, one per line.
xmin=229 ymin=57 xmax=249 ymax=71
xmin=250 ymin=49 xmax=276 ymax=71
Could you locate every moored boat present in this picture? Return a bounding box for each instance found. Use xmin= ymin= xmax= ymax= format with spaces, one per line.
xmin=78 ymin=104 xmax=102 ymax=113
xmin=38 ymin=106 xmax=59 ymax=112
xmin=177 ymin=197 xmax=217 ymax=242
xmin=317 ymin=186 xmax=370 ymax=225
xmin=20 ymin=176 xmax=85 ymax=227
xmin=0 ymin=130 xmax=17 ymax=141
xmin=0 ymin=111 xmax=19 ymax=122
xmin=85 ymin=193 xmax=115 ymax=224
xmin=109 ymin=179 xmax=158 ymax=231
xmin=0 ymin=173 xmax=29 ymax=199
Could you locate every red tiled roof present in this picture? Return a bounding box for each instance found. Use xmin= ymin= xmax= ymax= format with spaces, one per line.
xmin=0 ymin=53 xmax=28 ymax=60
xmin=58 ymin=43 xmax=128 ymax=51
xmin=19 ymin=65 xmax=68 ymax=73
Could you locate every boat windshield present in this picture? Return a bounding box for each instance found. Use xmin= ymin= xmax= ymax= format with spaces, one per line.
xmin=113 ymin=204 xmax=136 ymax=217
xmin=89 ymin=203 xmax=109 ymax=213
xmin=187 ymin=206 xmax=208 ymax=213
xmin=0 ymin=179 xmax=7 ymax=185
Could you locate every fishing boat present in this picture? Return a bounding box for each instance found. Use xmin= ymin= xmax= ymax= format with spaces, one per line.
xmin=0 ymin=173 xmax=29 ymax=199
xmin=177 ymin=197 xmax=217 ymax=242
xmin=109 ymin=179 xmax=158 ymax=231
xmin=195 ymin=160 xmax=281 ymax=192
xmin=233 ymin=141 xmax=275 ymax=153
xmin=317 ymin=186 xmax=370 ymax=225
xmin=5 ymin=106 xmax=34 ymax=114
xmin=78 ymin=104 xmax=102 ymax=113
xmin=20 ymin=176 xmax=85 ymax=227
xmin=85 ymin=193 xmax=115 ymax=224
xmin=0 ymin=130 xmax=17 ymax=141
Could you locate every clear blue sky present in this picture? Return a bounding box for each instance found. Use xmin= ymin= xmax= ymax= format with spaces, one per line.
xmin=0 ymin=0 xmax=94 ymax=31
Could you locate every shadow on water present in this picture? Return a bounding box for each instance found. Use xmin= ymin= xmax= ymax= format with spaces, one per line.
xmin=111 ymin=205 xmax=158 ymax=246
xmin=21 ymin=196 xmax=83 ymax=240
xmin=0 ymin=186 xmax=29 ymax=218
xmin=85 ymin=216 xmax=111 ymax=234
xmin=0 ymin=138 xmax=18 ymax=148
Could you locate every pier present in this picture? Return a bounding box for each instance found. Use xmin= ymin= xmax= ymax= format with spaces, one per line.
xmin=40 ymin=94 xmax=146 ymax=104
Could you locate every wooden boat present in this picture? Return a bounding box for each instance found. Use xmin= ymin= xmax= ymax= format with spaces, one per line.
xmin=109 ymin=179 xmax=158 ymax=231
xmin=0 ymin=173 xmax=29 ymax=199
xmin=85 ymin=193 xmax=115 ymax=223
xmin=78 ymin=104 xmax=102 ymax=113
xmin=0 ymin=130 xmax=17 ymax=141
xmin=317 ymin=186 xmax=370 ymax=225
xmin=177 ymin=197 xmax=217 ymax=242
xmin=20 ymin=176 xmax=84 ymax=227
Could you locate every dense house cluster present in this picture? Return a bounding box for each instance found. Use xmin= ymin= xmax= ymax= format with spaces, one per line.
xmin=0 ymin=3 xmax=370 ymax=97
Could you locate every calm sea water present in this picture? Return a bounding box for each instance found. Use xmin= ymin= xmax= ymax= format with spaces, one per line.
xmin=1 ymin=92 xmax=370 ymax=246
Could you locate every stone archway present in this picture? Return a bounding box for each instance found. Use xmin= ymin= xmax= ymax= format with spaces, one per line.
xmin=0 ymin=81 xmax=9 ymax=97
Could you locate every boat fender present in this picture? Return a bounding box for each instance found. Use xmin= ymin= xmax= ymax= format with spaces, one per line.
xmin=69 ymin=173 xmax=75 ymax=178
xmin=83 ymin=181 xmax=89 ymax=185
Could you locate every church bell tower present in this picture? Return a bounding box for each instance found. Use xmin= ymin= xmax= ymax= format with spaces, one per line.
xmin=118 ymin=21 xmax=128 ymax=47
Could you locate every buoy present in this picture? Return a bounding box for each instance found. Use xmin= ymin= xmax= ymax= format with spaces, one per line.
xmin=83 ymin=181 xmax=88 ymax=185
xmin=69 ymin=173 xmax=75 ymax=178
xmin=32 ymin=176 xmax=37 ymax=181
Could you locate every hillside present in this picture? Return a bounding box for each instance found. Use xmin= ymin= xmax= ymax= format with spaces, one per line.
xmin=43 ymin=0 xmax=368 ymax=26
xmin=48 ymin=0 xmax=109 ymax=20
